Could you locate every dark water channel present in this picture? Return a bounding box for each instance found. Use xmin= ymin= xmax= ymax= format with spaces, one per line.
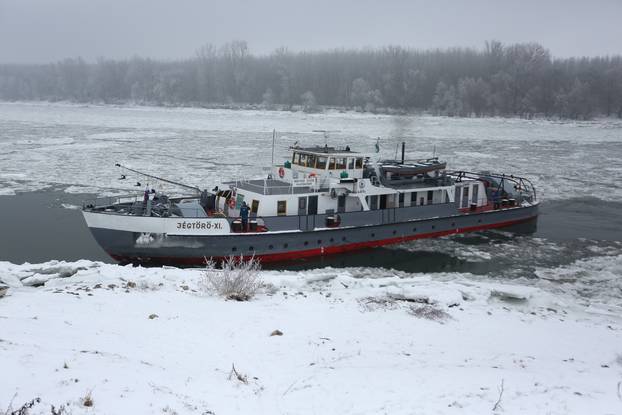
xmin=1 ymin=191 xmax=621 ymax=277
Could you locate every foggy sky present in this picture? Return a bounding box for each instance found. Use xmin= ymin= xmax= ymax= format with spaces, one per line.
xmin=1 ymin=0 xmax=621 ymax=63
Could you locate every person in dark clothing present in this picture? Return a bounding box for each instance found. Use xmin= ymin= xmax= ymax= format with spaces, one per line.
xmin=240 ymin=201 xmax=250 ymax=231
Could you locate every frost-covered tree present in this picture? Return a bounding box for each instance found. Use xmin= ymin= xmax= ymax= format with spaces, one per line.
xmin=300 ymin=90 xmax=317 ymax=112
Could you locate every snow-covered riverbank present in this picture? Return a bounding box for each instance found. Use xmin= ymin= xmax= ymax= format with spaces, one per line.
xmin=1 ymin=260 xmax=621 ymax=414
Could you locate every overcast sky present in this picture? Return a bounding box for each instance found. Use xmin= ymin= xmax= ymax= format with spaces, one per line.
xmin=1 ymin=0 xmax=621 ymax=63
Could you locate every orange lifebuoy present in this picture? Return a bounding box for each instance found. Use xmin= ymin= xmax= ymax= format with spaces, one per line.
xmin=228 ymin=198 xmax=236 ymax=209
xmin=278 ymin=167 xmax=285 ymax=178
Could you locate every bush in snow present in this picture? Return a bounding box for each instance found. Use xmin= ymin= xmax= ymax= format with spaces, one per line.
xmin=202 ymin=256 xmax=262 ymax=301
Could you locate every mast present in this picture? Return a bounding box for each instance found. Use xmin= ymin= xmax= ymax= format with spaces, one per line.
xmin=271 ymin=129 xmax=276 ymax=168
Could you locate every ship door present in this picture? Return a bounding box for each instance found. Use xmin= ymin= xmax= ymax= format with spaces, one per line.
xmin=298 ymin=196 xmax=307 ymax=215
xmin=337 ymin=194 xmax=346 ymax=213
xmin=308 ymin=195 xmax=318 ymax=215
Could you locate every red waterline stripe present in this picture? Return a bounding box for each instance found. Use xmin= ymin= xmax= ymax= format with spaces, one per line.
xmin=110 ymin=215 xmax=537 ymax=265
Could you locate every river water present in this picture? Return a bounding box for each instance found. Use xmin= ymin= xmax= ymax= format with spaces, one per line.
xmin=1 ymin=102 xmax=621 ymax=303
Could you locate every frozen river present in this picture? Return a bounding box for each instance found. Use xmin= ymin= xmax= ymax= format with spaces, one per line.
xmin=1 ymin=101 xmax=621 ymax=304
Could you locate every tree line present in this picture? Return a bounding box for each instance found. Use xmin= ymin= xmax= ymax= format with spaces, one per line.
xmin=1 ymin=40 xmax=621 ymax=119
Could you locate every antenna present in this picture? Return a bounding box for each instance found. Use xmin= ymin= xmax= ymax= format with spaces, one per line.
xmin=312 ymin=129 xmax=340 ymax=148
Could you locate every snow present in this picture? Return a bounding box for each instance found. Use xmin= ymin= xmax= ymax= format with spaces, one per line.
xmin=1 ymin=260 xmax=622 ymax=414
xmin=1 ymin=102 xmax=622 ymax=201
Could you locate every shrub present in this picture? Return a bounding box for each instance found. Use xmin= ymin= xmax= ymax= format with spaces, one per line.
xmin=202 ymin=256 xmax=262 ymax=301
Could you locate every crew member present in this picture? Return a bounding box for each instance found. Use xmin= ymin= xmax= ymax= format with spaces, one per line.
xmin=240 ymin=201 xmax=250 ymax=231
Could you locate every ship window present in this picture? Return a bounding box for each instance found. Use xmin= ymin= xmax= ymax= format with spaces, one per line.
xmin=342 ymin=236 xmax=346 ymax=241
xmin=251 ymin=199 xmax=259 ymax=214
xmin=369 ymin=195 xmax=378 ymax=210
xmin=355 ymin=158 xmax=363 ymax=169
xmin=462 ymin=187 xmax=469 ymax=208
xmin=317 ymin=156 xmax=327 ymax=169
xmin=283 ymin=243 xmax=288 ymax=248
xmin=392 ymin=230 xmax=397 ymax=235
xmin=371 ymin=233 xmax=375 ymax=237
xmin=330 ymin=237 xmax=334 ymax=242
xmin=306 ymin=154 xmax=316 ymax=168
xmin=413 ymin=227 xmax=417 ymax=232
xmin=232 ymin=247 xmax=237 ymax=252
xmin=427 ymin=190 xmax=433 ymax=204
xmin=317 ymin=239 xmax=322 ymax=244
xmin=269 ymin=244 xmax=273 ymax=249
xmin=327 ymin=157 xmax=335 ymax=169
xmin=411 ymin=192 xmax=417 ymax=204
xmin=299 ymin=153 xmax=308 ymax=167
xmin=277 ymin=200 xmax=287 ymax=216
xmin=292 ymin=152 xmax=300 ymax=165
xmin=399 ymin=193 xmax=405 ymax=208
xmin=348 ymin=158 xmax=355 ymax=169
xmin=249 ymin=246 xmax=254 ymax=251
xmin=431 ymin=225 xmax=436 ymax=230
xmin=304 ymin=241 xmax=309 ymax=246
xmin=335 ymin=158 xmax=347 ymax=170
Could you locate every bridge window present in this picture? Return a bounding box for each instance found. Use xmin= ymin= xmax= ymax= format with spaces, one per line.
xmin=307 ymin=154 xmax=317 ymax=168
xmin=317 ymin=156 xmax=327 ymax=169
xmin=334 ymin=158 xmax=347 ymax=170
xmin=348 ymin=158 xmax=355 ymax=169
xmin=355 ymin=158 xmax=363 ymax=169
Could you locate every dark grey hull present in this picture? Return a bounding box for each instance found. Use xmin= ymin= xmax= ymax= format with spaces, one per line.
xmin=87 ymin=203 xmax=539 ymax=266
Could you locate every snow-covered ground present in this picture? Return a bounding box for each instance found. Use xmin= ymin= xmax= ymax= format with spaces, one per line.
xmin=2 ymin=102 xmax=622 ymax=201
xmin=2 ymin=259 xmax=622 ymax=414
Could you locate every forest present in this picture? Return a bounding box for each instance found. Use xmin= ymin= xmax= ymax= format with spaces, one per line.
xmin=1 ymin=40 xmax=621 ymax=119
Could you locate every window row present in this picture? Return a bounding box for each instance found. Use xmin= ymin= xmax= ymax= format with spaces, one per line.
xmin=292 ymin=153 xmax=364 ymax=170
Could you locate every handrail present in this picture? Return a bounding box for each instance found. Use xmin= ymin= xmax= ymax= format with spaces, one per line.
xmin=446 ymin=170 xmax=537 ymax=201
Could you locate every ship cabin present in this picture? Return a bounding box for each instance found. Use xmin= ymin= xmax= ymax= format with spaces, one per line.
xmin=213 ymin=145 xmax=490 ymax=224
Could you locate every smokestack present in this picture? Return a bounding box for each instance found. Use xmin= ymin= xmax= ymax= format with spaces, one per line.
xmin=401 ymin=142 xmax=405 ymax=164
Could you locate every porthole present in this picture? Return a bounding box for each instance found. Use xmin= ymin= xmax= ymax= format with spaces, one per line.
xmin=249 ymin=246 xmax=254 ymax=251
xmin=371 ymin=233 xmax=375 ymax=237
xmin=330 ymin=238 xmax=334 ymax=243
xmin=342 ymin=236 xmax=346 ymax=241
xmin=317 ymin=240 xmax=322 ymax=245
xmin=283 ymin=243 xmax=289 ymax=248
xmin=392 ymin=230 xmax=397 ymax=235
xmin=232 ymin=247 xmax=237 ymax=252
xmin=431 ymin=225 xmax=436 ymax=230
xmin=478 ymin=219 xmax=482 ymax=223
xmin=268 ymin=245 xmax=273 ymax=250
xmin=304 ymin=241 xmax=309 ymax=246
xmin=451 ymin=222 xmax=456 ymax=227
xmin=413 ymin=228 xmax=417 ymax=232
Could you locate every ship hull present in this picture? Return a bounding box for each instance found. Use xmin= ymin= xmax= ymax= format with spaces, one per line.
xmin=85 ymin=203 xmax=538 ymax=266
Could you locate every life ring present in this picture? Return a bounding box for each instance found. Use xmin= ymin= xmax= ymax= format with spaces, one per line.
xmin=359 ymin=180 xmax=365 ymax=189
xmin=278 ymin=167 xmax=285 ymax=178
xmin=228 ymin=198 xmax=236 ymax=209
